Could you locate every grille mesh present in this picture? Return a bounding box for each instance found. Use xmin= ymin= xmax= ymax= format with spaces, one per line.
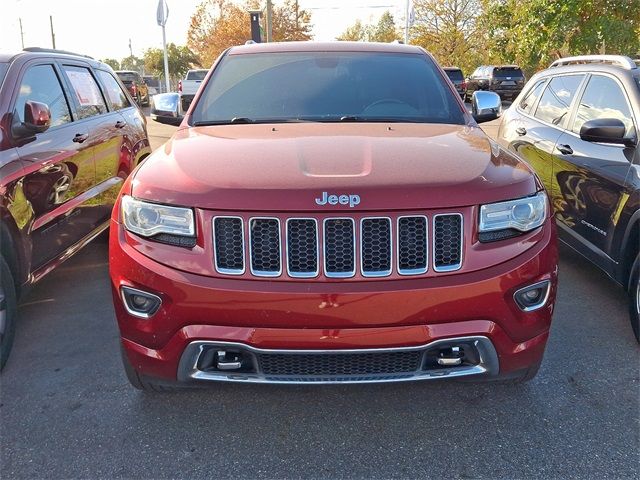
xmin=361 ymin=218 xmax=391 ymax=275
xmin=434 ymin=214 xmax=462 ymax=271
xmin=213 ymin=217 xmax=244 ymax=272
xmin=250 ymin=218 xmax=281 ymax=275
xmin=324 ymin=219 xmax=355 ymax=276
xmin=398 ymin=216 xmax=427 ymax=273
xmin=212 ymin=214 xmax=462 ymax=277
xmin=258 ymin=351 xmax=423 ymax=376
xmin=287 ymin=219 xmax=318 ymax=276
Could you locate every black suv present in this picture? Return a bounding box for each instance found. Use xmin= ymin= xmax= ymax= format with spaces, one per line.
xmin=0 ymin=48 xmax=151 ymax=369
xmin=497 ymin=55 xmax=640 ymax=341
xmin=443 ymin=67 xmax=466 ymax=98
xmin=466 ymin=65 xmax=525 ymax=101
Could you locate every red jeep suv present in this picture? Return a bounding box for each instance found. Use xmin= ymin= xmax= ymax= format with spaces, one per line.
xmin=110 ymin=42 xmax=558 ymax=390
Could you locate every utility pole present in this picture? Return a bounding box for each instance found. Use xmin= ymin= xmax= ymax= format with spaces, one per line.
xmin=295 ymin=0 xmax=299 ymax=31
xmin=266 ymin=0 xmax=273 ymax=43
xmin=129 ymin=38 xmax=133 ymax=57
xmin=49 ymin=15 xmax=56 ymax=49
xmin=19 ymin=18 xmax=24 ymax=49
xmin=157 ymin=0 xmax=170 ymax=93
xmin=404 ymin=0 xmax=410 ymax=44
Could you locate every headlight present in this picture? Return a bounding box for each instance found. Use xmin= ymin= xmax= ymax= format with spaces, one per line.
xmin=121 ymin=196 xmax=195 ymax=238
xmin=479 ymin=191 xmax=547 ymax=239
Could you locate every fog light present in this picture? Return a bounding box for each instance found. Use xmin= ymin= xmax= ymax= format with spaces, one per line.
xmin=121 ymin=286 xmax=162 ymax=318
xmin=514 ymin=280 xmax=551 ymax=312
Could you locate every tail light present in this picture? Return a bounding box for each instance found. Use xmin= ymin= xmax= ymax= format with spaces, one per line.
xmin=178 ymin=80 xmax=182 ymax=93
xmin=461 ymin=81 xmax=467 ymax=89
xmin=131 ymin=83 xmax=138 ymax=96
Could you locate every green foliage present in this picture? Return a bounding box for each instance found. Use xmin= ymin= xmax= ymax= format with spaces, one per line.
xmin=119 ymin=55 xmax=144 ymax=72
xmin=481 ymin=0 xmax=640 ymax=75
xmin=336 ymin=11 xmax=400 ymax=43
xmin=101 ymin=58 xmax=120 ymax=71
xmin=143 ymin=43 xmax=200 ymax=79
xmin=411 ymin=0 xmax=485 ymax=74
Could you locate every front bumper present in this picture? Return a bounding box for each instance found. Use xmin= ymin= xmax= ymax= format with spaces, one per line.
xmin=111 ymin=219 xmax=557 ymax=384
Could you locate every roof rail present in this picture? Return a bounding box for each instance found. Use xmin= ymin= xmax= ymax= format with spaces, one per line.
xmin=23 ymin=47 xmax=94 ymax=60
xmin=549 ymin=55 xmax=636 ymax=70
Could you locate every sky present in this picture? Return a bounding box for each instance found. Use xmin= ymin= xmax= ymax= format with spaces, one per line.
xmin=1 ymin=0 xmax=409 ymax=61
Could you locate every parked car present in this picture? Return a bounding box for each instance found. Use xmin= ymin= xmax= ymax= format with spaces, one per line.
xmin=178 ymin=69 xmax=208 ymax=113
xmin=0 ymin=48 xmax=152 ymax=369
xmin=143 ymin=75 xmax=161 ymax=96
xmin=110 ymin=41 xmax=558 ymax=392
xmin=466 ymin=65 xmax=526 ymax=101
xmin=443 ymin=67 xmax=466 ymax=98
xmin=115 ymin=70 xmax=149 ymax=106
xmin=497 ymin=54 xmax=640 ymax=341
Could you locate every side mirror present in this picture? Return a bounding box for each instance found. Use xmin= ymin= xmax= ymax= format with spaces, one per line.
xmin=472 ymin=91 xmax=502 ymax=124
xmin=150 ymin=92 xmax=181 ymax=125
xmin=14 ymin=100 xmax=51 ymax=137
xmin=580 ymin=118 xmax=635 ymax=147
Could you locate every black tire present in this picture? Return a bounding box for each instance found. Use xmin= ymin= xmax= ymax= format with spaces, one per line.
xmin=628 ymin=254 xmax=640 ymax=343
xmin=0 ymin=256 xmax=18 ymax=371
xmin=120 ymin=345 xmax=182 ymax=392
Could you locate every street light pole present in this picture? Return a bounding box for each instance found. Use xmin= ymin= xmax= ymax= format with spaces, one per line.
xmin=157 ymin=0 xmax=170 ymax=93
xmin=404 ymin=0 xmax=410 ymax=44
xmin=266 ymin=0 xmax=273 ymax=42
xmin=50 ymin=15 xmax=56 ymax=49
xmin=19 ymin=18 xmax=24 ymax=49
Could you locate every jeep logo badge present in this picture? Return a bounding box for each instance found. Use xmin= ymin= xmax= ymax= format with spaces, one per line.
xmin=315 ymin=191 xmax=361 ymax=208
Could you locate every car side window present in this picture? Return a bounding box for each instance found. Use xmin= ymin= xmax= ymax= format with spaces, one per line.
xmin=572 ymin=75 xmax=636 ymax=138
xmin=14 ymin=64 xmax=72 ymax=128
xmin=96 ymin=70 xmax=131 ymax=110
xmin=534 ymin=75 xmax=584 ymax=128
xmin=519 ymin=79 xmax=547 ymax=114
xmin=62 ymin=65 xmax=108 ymax=120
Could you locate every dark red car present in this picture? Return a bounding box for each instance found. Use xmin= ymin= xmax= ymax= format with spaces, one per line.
xmin=0 ymin=48 xmax=151 ymax=369
xmin=110 ymin=42 xmax=558 ymax=391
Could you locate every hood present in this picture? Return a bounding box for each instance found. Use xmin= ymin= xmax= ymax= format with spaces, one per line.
xmin=132 ymin=123 xmax=538 ymax=212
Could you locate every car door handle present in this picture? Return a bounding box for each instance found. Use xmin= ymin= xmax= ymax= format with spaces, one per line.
xmin=516 ymin=127 xmax=527 ymax=136
xmin=115 ymin=120 xmax=127 ymax=129
xmin=72 ymin=133 xmax=88 ymax=143
xmin=557 ymin=144 xmax=573 ymax=155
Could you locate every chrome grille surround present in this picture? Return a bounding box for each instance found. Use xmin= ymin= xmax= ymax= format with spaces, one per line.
xmin=286 ymin=218 xmax=320 ymax=278
xmin=212 ymin=216 xmax=245 ymax=275
xmin=360 ymin=217 xmax=392 ymax=277
xmin=212 ymin=212 xmax=464 ymax=279
xmin=433 ymin=213 xmax=464 ymax=272
xmin=323 ymin=217 xmax=357 ymax=278
xmin=397 ymin=215 xmax=428 ymax=275
xmin=248 ymin=217 xmax=282 ymax=277
xmin=177 ymin=336 xmax=499 ymax=384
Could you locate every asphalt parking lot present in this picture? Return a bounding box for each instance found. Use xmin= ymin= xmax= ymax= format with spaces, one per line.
xmin=2 ymin=112 xmax=638 ymax=479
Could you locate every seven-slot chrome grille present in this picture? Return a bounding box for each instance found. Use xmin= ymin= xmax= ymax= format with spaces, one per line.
xmin=212 ymin=214 xmax=463 ymax=278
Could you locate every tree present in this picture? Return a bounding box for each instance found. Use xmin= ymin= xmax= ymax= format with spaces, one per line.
xmin=336 ymin=11 xmax=400 ymax=43
xmin=188 ymin=0 xmax=313 ymax=67
xmin=102 ymin=58 xmax=120 ymax=71
xmin=370 ymin=11 xmax=401 ymax=43
xmin=410 ymin=0 xmax=486 ymax=73
xmin=143 ymin=43 xmax=200 ymax=80
xmin=120 ymin=55 xmax=145 ymax=73
xmin=336 ymin=19 xmax=368 ymax=41
xmin=481 ymin=0 xmax=640 ymax=74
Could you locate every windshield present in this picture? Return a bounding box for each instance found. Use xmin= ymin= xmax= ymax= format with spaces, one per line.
xmin=445 ymin=69 xmax=464 ymax=81
xmin=117 ymin=72 xmax=138 ymax=83
xmin=191 ymin=52 xmax=465 ymax=125
xmin=144 ymin=77 xmax=159 ymax=87
xmin=187 ymin=70 xmax=207 ymax=80
xmin=493 ymin=67 xmax=523 ymax=79
xmin=0 ymin=63 xmax=7 ymax=87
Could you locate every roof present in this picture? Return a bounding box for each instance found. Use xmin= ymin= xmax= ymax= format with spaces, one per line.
xmin=1 ymin=48 xmax=105 ymax=68
xmin=443 ymin=67 xmax=462 ymax=70
xmin=229 ymin=41 xmax=423 ymax=56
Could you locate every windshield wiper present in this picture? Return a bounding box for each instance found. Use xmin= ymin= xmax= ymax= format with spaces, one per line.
xmin=193 ymin=117 xmax=317 ymax=126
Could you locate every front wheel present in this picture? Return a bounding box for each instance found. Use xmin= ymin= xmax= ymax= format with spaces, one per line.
xmin=628 ymin=254 xmax=640 ymax=343
xmin=0 ymin=256 xmax=17 ymax=370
